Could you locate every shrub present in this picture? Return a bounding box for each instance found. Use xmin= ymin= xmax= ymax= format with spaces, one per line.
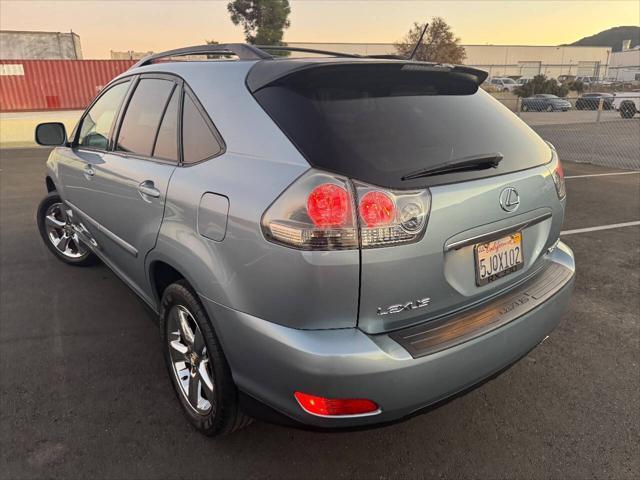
xmin=514 ymin=74 xmax=568 ymax=98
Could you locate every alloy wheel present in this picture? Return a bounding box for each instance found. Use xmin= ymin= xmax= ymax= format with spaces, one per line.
xmin=44 ymin=203 xmax=88 ymax=259
xmin=168 ymin=305 xmax=215 ymax=415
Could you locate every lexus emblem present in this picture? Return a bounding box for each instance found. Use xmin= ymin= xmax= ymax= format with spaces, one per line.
xmin=499 ymin=187 xmax=520 ymax=212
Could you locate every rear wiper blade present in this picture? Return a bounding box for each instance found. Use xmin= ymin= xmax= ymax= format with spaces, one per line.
xmin=401 ymin=153 xmax=503 ymax=181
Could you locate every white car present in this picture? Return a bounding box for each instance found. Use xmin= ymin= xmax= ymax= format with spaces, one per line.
xmin=575 ymin=76 xmax=599 ymax=86
xmin=489 ymin=77 xmax=519 ymax=92
xmin=612 ymin=91 xmax=640 ymax=118
xmin=517 ymin=77 xmax=533 ymax=85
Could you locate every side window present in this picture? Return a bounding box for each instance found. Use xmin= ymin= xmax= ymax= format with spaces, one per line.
xmin=152 ymin=87 xmax=180 ymax=161
xmin=182 ymin=93 xmax=221 ymax=164
xmin=116 ymin=78 xmax=175 ymax=157
xmin=77 ymin=81 xmax=130 ymax=150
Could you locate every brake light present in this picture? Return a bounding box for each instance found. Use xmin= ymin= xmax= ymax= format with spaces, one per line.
xmin=294 ymin=391 xmax=379 ymax=416
xmin=359 ymin=191 xmax=395 ymax=227
xmin=261 ymin=170 xmax=430 ymax=250
xmin=354 ymin=181 xmax=430 ymax=248
xmin=548 ymin=143 xmax=566 ymax=199
xmin=307 ymin=184 xmax=350 ymax=226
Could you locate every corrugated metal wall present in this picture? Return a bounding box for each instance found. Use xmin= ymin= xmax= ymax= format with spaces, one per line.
xmin=0 ymin=60 xmax=135 ymax=111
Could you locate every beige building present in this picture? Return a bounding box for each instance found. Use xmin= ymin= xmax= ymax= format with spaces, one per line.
xmin=286 ymin=42 xmax=612 ymax=79
xmin=0 ymin=30 xmax=83 ymax=59
xmin=110 ymin=50 xmax=154 ymax=60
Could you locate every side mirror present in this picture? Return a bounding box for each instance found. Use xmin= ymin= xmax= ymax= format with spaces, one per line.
xmin=35 ymin=122 xmax=68 ymax=146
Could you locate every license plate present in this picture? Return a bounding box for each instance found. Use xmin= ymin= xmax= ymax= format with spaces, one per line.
xmin=474 ymin=232 xmax=524 ymax=286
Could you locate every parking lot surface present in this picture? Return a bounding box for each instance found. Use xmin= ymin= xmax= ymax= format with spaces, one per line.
xmin=532 ymin=118 xmax=640 ymax=169
xmin=1 ymin=148 xmax=638 ymax=479
xmin=519 ymin=109 xmax=626 ymax=126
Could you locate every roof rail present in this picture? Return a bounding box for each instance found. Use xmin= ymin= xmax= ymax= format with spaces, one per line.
xmin=130 ymin=43 xmax=273 ymax=69
xmin=130 ymin=43 xmax=369 ymax=70
xmin=254 ymin=45 xmax=362 ymax=58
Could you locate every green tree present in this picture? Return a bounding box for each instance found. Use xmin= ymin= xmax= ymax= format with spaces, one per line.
xmin=513 ymin=75 xmax=569 ymax=98
xmin=568 ymin=80 xmax=585 ymax=94
xmin=227 ymin=0 xmax=291 ymax=45
xmin=394 ymin=18 xmax=466 ymax=64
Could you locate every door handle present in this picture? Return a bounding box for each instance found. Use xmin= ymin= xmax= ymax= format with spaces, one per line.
xmin=138 ymin=180 xmax=160 ymax=199
xmin=84 ymin=165 xmax=95 ymax=177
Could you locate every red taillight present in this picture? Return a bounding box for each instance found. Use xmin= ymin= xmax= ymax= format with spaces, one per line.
xmin=549 ymin=145 xmax=566 ymax=199
xmin=556 ymin=159 xmax=564 ymax=179
xmin=359 ymin=191 xmax=395 ymax=227
xmin=294 ymin=391 xmax=379 ymax=416
xmin=306 ymin=183 xmax=350 ymax=227
xmin=261 ymin=170 xmax=430 ymax=250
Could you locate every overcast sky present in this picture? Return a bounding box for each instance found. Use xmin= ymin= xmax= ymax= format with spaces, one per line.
xmin=1 ymin=0 xmax=638 ymax=58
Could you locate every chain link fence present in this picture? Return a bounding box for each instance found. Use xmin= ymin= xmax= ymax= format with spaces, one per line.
xmin=493 ymin=94 xmax=640 ymax=170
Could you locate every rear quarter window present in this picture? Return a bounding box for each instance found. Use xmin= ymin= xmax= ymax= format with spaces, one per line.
xmin=182 ymin=93 xmax=222 ymax=164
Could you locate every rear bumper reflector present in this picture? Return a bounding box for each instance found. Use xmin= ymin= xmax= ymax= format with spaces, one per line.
xmin=389 ymin=262 xmax=574 ymax=358
xmin=294 ymin=392 xmax=380 ymax=417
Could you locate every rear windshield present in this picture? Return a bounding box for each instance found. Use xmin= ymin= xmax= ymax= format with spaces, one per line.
xmin=253 ymin=64 xmax=551 ymax=188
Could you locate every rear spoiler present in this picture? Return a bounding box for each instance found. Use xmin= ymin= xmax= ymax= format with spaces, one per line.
xmin=246 ymin=59 xmax=489 ymax=93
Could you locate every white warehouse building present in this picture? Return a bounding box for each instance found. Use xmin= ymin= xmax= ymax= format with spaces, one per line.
xmin=608 ymin=47 xmax=640 ymax=82
xmin=287 ymin=42 xmax=612 ymax=79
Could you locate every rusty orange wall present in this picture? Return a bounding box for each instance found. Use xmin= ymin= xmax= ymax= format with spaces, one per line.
xmin=0 ymin=60 xmax=136 ymax=112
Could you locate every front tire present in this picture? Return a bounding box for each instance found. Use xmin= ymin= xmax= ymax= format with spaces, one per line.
xmin=36 ymin=192 xmax=97 ymax=266
xmin=159 ymin=280 xmax=251 ymax=436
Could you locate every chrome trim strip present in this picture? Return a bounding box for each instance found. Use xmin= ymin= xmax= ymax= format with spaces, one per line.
xmin=389 ymin=262 xmax=573 ymax=358
xmin=65 ymin=200 xmax=138 ymax=257
xmin=444 ymin=212 xmax=552 ymax=252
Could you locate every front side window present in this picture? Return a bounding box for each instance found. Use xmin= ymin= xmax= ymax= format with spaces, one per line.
xmin=77 ymin=81 xmax=130 ymax=150
xmin=116 ymin=78 xmax=176 ymax=157
xmin=182 ymin=93 xmax=221 ymax=164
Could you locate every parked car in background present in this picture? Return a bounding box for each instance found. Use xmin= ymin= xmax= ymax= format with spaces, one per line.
xmin=557 ymin=75 xmax=576 ymax=84
xmin=575 ymin=76 xmax=599 ymax=86
xmin=489 ymin=77 xmax=519 ymax=92
xmin=612 ymin=91 xmax=640 ymax=118
xmin=516 ymin=77 xmax=533 ymax=85
xmin=33 ymin=43 xmax=575 ymax=436
xmin=521 ymin=94 xmax=572 ymax=112
xmin=575 ymin=93 xmax=614 ymax=110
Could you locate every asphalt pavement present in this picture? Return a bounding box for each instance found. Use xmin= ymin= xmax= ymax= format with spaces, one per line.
xmin=1 ymin=148 xmax=638 ymax=479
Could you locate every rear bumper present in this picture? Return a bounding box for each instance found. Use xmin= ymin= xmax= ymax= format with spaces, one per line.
xmin=201 ymin=242 xmax=575 ymax=428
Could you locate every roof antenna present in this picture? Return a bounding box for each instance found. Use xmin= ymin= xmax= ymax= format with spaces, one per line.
xmin=408 ymin=22 xmax=429 ymax=60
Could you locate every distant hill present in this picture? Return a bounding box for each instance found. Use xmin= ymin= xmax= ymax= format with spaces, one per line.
xmin=568 ymin=26 xmax=640 ymax=52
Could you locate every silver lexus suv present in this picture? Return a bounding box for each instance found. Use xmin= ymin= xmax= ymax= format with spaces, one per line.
xmin=35 ymin=44 xmax=575 ymax=436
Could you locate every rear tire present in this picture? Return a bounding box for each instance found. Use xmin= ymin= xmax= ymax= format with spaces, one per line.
xmin=546 ymin=104 xmax=553 ymax=112
xmin=159 ymin=280 xmax=252 ymax=436
xmin=36 ymin=192 xmax=98 ymax=266
xmin=521 ymin=104 xmax=529 ymax=112
xmin=620 ymin=102 xmax=637 ymax=118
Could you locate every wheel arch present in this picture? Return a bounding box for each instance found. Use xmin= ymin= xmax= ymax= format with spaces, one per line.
xmin=149 ymin=259 xmax=189 ymax=304
xmin=45 ymin=176 xmax=56 ymax=192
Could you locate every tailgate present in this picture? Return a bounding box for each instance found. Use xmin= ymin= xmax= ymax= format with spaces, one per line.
xmin=358 ymin=163 xmax=564 ymax=334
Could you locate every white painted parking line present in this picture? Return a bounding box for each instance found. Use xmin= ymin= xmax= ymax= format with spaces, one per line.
xmin=565 ymin=171 xmax=640 ymax=179
xmin=561 ymin=221 xmax=640 ymax=236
